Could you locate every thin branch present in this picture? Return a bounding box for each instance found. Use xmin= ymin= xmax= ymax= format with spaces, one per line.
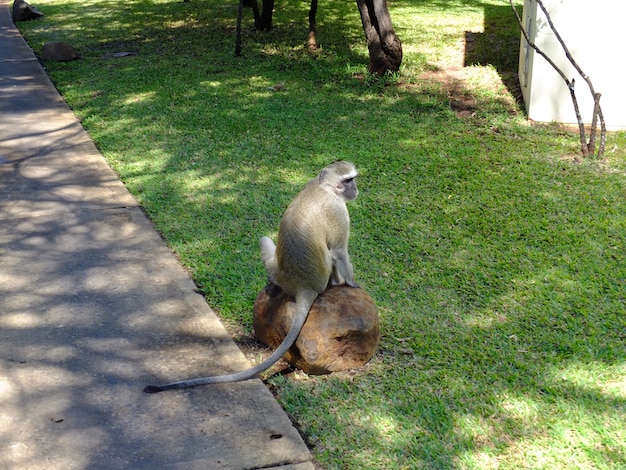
xmin=589 ymin=93 xmax=600 ymax=154
xmin=598 ymin=98 xmax=607 ymax=158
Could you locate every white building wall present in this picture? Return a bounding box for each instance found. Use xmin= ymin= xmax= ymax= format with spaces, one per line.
xmin=519 ymin=0 xmax=626 ymax=130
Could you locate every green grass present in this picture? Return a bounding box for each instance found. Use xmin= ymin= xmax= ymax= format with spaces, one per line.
xmin=18 ymin=0 xmax=626 ymax=467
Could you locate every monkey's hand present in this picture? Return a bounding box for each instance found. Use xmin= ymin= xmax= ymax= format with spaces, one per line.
xmin=329 ymin=276 xmax=360 ymax=289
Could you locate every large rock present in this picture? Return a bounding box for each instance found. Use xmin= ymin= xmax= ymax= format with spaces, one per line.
xmin=11 ymin=0 xmax=43 ymax=21
xmin=253 ymin=284 xmax=379 ymax=375
xmin=42 ymin=42 xmax=80 ymax=62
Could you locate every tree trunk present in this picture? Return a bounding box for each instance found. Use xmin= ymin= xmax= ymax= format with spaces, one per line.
xmin=308 ymin=0 xmax=319 ymax=50
xmin=355 ymin=0 xmax=402 ymax=75
xmin=259 ymin=0 xmax=274 ymax=30
xmin=256 ymin=0 xmax=402 ymax=75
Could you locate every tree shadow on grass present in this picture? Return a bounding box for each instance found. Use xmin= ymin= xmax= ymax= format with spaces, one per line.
xmin=463 ymin=1 xmax=524 ymax=106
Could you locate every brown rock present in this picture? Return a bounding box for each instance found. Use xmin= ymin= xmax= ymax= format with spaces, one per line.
xmin=253 ymin=284 xmax=379 ymax=375
xmin=42 ymin=42 xmax=80 ymax=62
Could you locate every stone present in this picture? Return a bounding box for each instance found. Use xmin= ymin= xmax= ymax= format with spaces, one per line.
xmin=42 ymin=42 xmax=80 ymax=62
xmin=11 ymin=0 xmax=43 ymax=21
xmin=253 ymin=284 xmax=379 ymax=375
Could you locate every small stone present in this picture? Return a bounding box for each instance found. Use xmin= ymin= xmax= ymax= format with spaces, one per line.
xmin=12 ymin=0 xmax=43 ymax=21
xmin=253 ymin=284 xmax=379 ymax=375
xmin=42 ymin=42 xmax=80 ymax=62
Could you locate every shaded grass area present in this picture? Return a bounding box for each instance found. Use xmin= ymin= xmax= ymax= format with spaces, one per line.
xmin=19 ymin=0 xmax=626 ymax=467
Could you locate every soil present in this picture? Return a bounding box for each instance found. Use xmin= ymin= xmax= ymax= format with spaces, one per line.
xmin=416 ymin=28 xmax=523 ymax=119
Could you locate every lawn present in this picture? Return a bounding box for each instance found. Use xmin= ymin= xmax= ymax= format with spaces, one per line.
xmin=18 ymin=0 xmax=626 ymax=467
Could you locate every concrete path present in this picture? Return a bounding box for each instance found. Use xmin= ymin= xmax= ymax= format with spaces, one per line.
xmin=0 ymin=2 xmax=314 ymax=468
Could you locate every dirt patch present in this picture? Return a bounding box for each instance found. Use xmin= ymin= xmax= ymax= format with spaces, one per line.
xmin=415 ymin=28 xmax=522 ymax=118
xmin=416 ymin=35 xmax=478 ymax=118
xmin=450 ymin=95 xmax=477 ymax=118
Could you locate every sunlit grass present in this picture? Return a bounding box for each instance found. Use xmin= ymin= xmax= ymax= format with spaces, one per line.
xmin=18 ymin=0 xmax=626 ymax=467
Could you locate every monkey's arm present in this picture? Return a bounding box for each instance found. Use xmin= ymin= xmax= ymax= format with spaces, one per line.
xmin=329 ymin=247 xmax=359 ymax=288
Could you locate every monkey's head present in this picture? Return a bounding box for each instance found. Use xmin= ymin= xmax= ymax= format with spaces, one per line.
xmin=319 ymin=161 xmax=358 ymax=202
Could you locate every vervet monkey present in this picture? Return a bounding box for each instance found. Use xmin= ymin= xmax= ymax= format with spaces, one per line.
xmin=144 ymin=161 xmax=359 ymax=393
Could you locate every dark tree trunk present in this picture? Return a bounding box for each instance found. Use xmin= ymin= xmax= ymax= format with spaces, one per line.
xmin=259 ymin=0 xmax=274 ymax=31
xmin=355 ymin=0 xmax=402 ymax=75
xmin=308 ymin=0 xmax=319 ymax=50
xmin=256 ymin=0 xmax=402 ymax=75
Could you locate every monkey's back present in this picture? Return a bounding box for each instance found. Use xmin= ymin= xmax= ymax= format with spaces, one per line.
xmin=274 ymin=180 xmax=345 ymax=294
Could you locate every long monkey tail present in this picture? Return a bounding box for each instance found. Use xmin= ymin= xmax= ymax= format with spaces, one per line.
xmin=143 ymin=289 xmax=319 ymax=393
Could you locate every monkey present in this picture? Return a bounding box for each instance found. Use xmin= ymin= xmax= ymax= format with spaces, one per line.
xmin=144 ymin=161 xmax=359 ymax=393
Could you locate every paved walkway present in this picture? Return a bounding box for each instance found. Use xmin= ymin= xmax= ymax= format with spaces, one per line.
xmin=0 ymin=2 xmax=313 ymax=468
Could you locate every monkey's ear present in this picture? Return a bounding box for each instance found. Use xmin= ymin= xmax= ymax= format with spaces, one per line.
xmin=319 ymin=168 xmax=329 ymax=182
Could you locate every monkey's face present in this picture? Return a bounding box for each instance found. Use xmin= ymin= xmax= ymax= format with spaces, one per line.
xmin=341 ymin=177 xmax=358 ymax=201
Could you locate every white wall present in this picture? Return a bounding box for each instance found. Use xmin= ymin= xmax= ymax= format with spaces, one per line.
xmin=519 ymin=0 xmax=626 ymax=130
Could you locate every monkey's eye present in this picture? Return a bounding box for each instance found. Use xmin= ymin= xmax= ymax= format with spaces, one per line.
xmin=344 ymin=178 xmax=354 ymax=184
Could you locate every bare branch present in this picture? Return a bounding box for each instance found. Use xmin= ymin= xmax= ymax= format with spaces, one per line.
xmin=588 ymin=93 xmax=600 ymax=154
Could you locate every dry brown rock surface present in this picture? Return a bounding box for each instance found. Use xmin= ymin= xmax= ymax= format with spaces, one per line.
xmin=254 ymin=284 xmax=380 ymax=375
